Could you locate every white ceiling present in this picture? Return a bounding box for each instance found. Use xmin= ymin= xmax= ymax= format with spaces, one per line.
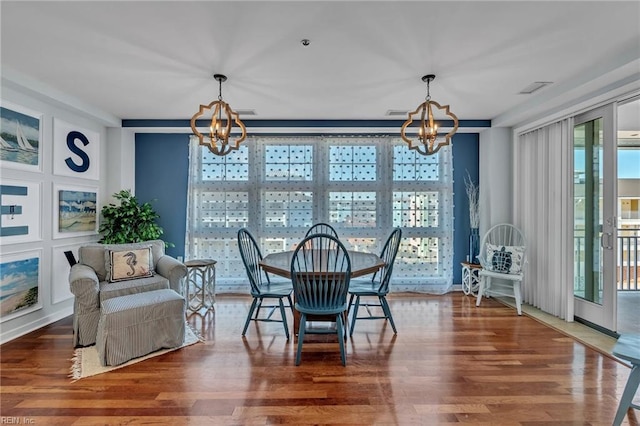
xmin=1 ymin=1 xmax=639 ymax=128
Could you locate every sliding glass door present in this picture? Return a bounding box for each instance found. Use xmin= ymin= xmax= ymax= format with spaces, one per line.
xmin=573 ymin=104 xmax=617 ymax=331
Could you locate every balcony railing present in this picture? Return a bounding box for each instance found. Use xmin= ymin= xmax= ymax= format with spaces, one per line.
xmin=618 ymin=228 xmax=640 ymax=290
xmin=574 ymin=228 xmax=640 ymax=293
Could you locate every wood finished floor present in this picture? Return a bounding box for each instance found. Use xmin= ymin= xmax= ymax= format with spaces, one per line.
xmin=1 ymin=293 xmax=638 ymax=425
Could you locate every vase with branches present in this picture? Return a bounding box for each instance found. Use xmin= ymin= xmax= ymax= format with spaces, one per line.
xmin=464 ymin=171 xmax=480 ymax=263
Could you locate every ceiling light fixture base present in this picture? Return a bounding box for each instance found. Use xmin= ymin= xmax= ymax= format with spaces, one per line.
xmin=422 ymin=74 xmax=435 ymax=83
xmin=213 ymin=74 xmax=227 ymax=83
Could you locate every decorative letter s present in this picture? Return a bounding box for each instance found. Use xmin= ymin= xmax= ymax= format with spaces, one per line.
xmin=64 ymin=131 xmax=91 ymax=172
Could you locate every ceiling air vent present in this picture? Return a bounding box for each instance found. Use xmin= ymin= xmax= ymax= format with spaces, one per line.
xmin=235 ymin=109 xmax=256 ymax=116
xmin=385 ymin=110 xmax=409 ymax=117
xmin=519 ymin=81 xmax=553 ymax=94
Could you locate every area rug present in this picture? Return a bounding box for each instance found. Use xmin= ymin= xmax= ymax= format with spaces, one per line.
xmin=69 ymin=324 xmax=203 ymax=381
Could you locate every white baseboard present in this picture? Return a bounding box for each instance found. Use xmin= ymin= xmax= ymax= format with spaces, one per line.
xmin=0 ymin=307 xmax=73 ymax=345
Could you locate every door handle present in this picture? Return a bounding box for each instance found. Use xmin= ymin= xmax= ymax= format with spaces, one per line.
xmin=600 ymin=232 xmax=613 ymax=250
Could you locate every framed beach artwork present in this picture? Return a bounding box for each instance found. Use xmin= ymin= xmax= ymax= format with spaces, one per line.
xmin=0 ymin=101 xmax=43 ymax=173
xmin=53 ymin=118 xmax=100 ymax=180
xmin=0 ymin=249 xmax=42 ymax=323
xmin=0 ymin=178 xmax=42 ymax=245
xmin=53 ymin=184 xmax=98 ymax=239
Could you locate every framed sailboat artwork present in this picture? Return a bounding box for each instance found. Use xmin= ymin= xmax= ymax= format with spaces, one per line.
xmin=0 ymin=101 xmax=43 ymax=173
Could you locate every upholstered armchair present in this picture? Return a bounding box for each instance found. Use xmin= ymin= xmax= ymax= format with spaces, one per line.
xmin=69 ymin=240 xmax=187 ymax=347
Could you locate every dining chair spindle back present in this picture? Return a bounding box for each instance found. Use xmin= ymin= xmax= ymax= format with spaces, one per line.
xmin=348 ymin=227 xmax=402 ymax=335
xmin=305 ymin=222 xmax=339 ymax=239
xmin=290 ymin=233 xmax=351 ymax=366
xmin=237 ymin=228 xmax=293 ymax=339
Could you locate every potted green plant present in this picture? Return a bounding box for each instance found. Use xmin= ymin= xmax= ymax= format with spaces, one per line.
xmin=98 ymin=189 xmax=170 ymax=245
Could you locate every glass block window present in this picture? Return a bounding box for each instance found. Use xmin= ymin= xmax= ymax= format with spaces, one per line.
xmin=199 ymin=191 xmax=249 ymax=228
xmin=202 ymin=146 xmax=249 ymax=181
xmin=186 ymin=136 xmax=453 ymax=293
xmin=263 ymin=191 xmax=313 ymax=228
xmin=393 ymin=146 xmax=439 ymax=181
xmin=329 ymin=145 xmax=377 ymax=181
xmin=329 ymin=192 xmax=377 ymax=227
xmin=393 ymin=191 xmax=439 ymax=228
xmin=265 ymin=145 xmax=313 ymax=181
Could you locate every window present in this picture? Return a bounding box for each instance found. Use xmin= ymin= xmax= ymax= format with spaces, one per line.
xmin=186 ymin=135 xmax=453 ymax=293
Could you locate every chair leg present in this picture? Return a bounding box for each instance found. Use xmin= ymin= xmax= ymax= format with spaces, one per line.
xmin=341 ymin=311 xmax=348 ymax=341
xmin=380 ymin=296 xmax=397 ymax=334
xmin=347 ymin=293 xmax=355 ymax=314
xmin=614 ymin=364 xmax=640 ymax=426
xmin=295 ymin=313 xmax=307 ymax=366
xmin=337 ymin=313 xmax=346 ymax=366
xmin=476 ymin=276 xmax=485 ymax=307
xmin=349 ymin=295 xmax=361 ymax=336
xmin=278 ymin=298 xmax=290 ymax=340
xmin=287 ymin=295 xmax=294 ymax=315
xmin=242 ymin=297 xmax=259 ymax=336
xmin=513 ymin=281 xmax=522 ymax=316
xmin=254 ymin=298 xmax=263 ymax=319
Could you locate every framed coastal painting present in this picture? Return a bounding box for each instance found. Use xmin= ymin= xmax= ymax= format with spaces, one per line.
xmin=0 ymin=249 xmax=42 ymax=323
xmin=0 ymin=101 xmax=43 ymax=173
xmin=53 ymin=118 xmax=100 ymax=180
xmin=0 ymin=179 xmax=42 ymax=245
xmin=53 ymin=184 xmax=98 ymax=239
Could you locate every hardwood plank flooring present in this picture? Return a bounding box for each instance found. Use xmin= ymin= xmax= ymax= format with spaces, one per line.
xmin=0 ymin=293 xmax=637 ymax=425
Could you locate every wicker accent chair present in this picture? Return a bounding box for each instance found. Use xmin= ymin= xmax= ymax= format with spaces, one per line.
xmin=475 ymin=223 xmax=527 ymax=315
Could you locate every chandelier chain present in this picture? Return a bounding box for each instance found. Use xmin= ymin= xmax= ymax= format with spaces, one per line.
xmin=425 ymin=78 xmax=431 ymax=102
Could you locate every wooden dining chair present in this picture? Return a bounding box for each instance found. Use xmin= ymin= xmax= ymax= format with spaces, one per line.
xmin=237 ymin=228 xmax=293 ymax=339
xmin=348 ymin=227 xmax=402 ymax=336
xmin=305 ymin=222 xmax=339 ymax=239
xmin=290 ymin=233 xmax=351 ymax=366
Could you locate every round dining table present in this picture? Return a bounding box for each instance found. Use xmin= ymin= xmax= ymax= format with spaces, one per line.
xmin=260 ymin=250 xmax=384 ymax=279
xmin=260 ymin=250 xmax=385 ymax=336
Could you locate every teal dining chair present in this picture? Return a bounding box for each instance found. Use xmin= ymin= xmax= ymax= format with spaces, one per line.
xmin=305 ymin=222 xmax=339 ymax=239
xmin=290 ymin=233 xmax=351 ymax=366
xmin=613 ymin=334 xmax=640 ymax=425
xmin=348 ymin=227 xmax=402 ymax=336
xmin=238 ymin=228 xmax=293 ymax=339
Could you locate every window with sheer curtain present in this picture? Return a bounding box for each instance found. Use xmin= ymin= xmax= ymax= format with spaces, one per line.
xmin=185 ymin=135 xmax=454 ymax=293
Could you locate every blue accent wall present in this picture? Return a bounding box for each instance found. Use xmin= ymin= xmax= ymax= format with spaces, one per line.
xmin=135 ymin=131 xmax=480 ymax=284
xmin=135 ymin=134 xmax=190 ymax=258
xmin=452 ymin=133 xmax=480 ymax=284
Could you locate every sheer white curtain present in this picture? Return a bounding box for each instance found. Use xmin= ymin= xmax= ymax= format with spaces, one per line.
xmin=515 ymin=119 xmax=574 ymax=320
xmin=185 ymin=135 xmax=454 ymax=294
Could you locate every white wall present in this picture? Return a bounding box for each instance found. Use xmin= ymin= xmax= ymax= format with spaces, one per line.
xmin=0 ymin=77 xmax=134 ymax=343
xmin=478 ymin=127 xmax=513 ymax=237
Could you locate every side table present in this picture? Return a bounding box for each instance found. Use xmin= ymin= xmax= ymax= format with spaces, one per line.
xmin=461 ymin=262 xmax=482 ymax=296
xmin=184 ymin=259 xmax=216 ymax=313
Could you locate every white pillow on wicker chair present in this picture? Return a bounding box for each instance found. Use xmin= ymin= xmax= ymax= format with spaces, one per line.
xmin=485 ymin=244 xmax=525 ymax=275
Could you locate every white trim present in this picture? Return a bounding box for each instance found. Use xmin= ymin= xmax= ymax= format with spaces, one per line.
xmin=1 ymin=68 xmax=120 ymax=127
xmin=514 ymin=85 xmax=640 ymax=137
xmin=127 ymin=126 xmax=489 ymax=134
